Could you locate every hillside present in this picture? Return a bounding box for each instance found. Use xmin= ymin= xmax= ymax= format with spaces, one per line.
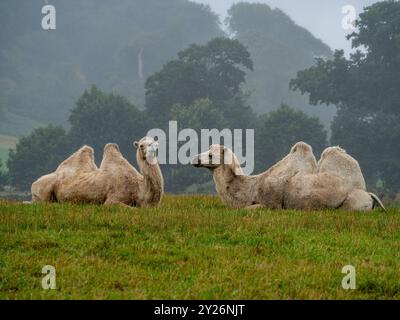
xmin=0 ymin=0 xmax=222 ymax=136
xmin=227 ymin=3 xmax=336 ymax=126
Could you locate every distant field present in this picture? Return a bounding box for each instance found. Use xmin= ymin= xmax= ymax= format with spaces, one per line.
xmin=0 ymin=195 xmax=399 ymax=300
xmin=0 ymin=135 xmax=18 ymax=166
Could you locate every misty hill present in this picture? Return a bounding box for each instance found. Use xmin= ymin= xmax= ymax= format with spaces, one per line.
xmin=227 ymin=3 xmax=336 ymax=125
xmin=0 ymin=0 xmax=222 ymax=136
xmin=0 ymin=0 xmax=334 ymax=137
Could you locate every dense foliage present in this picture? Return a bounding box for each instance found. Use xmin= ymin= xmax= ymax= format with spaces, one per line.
xmin=7 ymin=125 xmax=70 ymax=190
xmin=145 ymin=37 xmax=254 ymax=125
xmin=68 ymin=86 xmax=154 ymax=164
xmin=255 ymin=105 xmax=327 ymax=173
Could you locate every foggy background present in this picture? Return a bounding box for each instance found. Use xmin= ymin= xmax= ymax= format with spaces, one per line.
xmin=194 ymin=0 xmax=378 ymax=53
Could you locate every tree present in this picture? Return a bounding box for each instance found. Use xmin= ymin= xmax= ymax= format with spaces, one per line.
xmin=145 ymin=37 xmax=257 ymax=192
xmin=68 ymin=85 xmax=153 ymax=165
xmin=7 ymin=125 xmax=69 ymax=191
xmin=171 ymin=98 xmax=228 ymax=131
xmin=290 ymin=0 xmax=400 ymax=193
xmin=145 ymin=37 xmax=254 ymax=124
xmin=167 ymin=98 xmax=228 ymax=193
xmin=0 ymin=159 xmax=8 ymax=190
xmin=255 ymin=105 xmax=327 ymax=173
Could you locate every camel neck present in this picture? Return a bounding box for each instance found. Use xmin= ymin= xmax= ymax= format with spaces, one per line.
xmin=137 ymin=155 xmax=163 ymax=206
xmin=212 ymin=165 xmax=259 ymax=208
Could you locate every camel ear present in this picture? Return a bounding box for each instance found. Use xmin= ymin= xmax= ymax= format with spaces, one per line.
xmin=134 ymin=141 xmax=139 ymax=148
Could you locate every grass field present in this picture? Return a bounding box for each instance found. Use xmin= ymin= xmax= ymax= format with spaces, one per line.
xmin=0 ymin=195 xmax=399 ymax=300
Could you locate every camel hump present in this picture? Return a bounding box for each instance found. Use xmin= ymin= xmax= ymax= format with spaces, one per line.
xmin=266 ymin=142 xmax=317 ymax=178
xmin=56 ymin=144 xmax=95 ymax=171
xmin=318 ymin=146 xmax=366 ymax=191
xmin=320 ymin=146 xmax=347 ymax=160
xmin=319 ymin=146 xmax=358 ymax=170
xmin=290 ymin=141 xmax=313 ymax=155
xmin=80 ymin=145 xmax=95 ymax=155
xmin=104 ymin=143 xmax=120 ymax=152
xmin=103 ymin=143 xmax=123 ymax=159
xmin=101 ymin=142 xmax=130 ymax=169
xmin=75 ymin=145 xmax=96 ymax=166
xmin=289 ymin=141 xmax=317 ymax=173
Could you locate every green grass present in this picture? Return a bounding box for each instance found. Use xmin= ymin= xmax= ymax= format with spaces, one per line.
xmin=0 ymin=195 xmax=399 ymax=300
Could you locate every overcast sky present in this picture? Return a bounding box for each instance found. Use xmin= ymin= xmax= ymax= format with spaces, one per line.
xmin=193 ymin=0 xmax=379 ymax=53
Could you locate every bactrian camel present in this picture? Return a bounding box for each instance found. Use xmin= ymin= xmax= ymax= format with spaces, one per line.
xmin=31 ymin=136 xmax=163 ymax=207
xmin=192 ymin=142 xmax=385 ymax=211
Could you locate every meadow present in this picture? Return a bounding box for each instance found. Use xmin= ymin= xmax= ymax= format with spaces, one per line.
xmin=0 ymin=195 xmax=399 ymax=300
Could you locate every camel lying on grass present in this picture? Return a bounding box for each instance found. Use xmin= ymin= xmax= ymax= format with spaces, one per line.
xmin=31 ymin=137 xmax=163 ymax=207
xmin=192 ymin=142 xmax=385 ymax=211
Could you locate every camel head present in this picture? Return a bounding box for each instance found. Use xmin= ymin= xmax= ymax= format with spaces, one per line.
xmin=191 ymin=144 xmax=243 ymax=175
xmin=134 ymin=136 xmax=159 ymax=165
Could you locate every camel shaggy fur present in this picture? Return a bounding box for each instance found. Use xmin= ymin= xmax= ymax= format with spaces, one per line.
xmin=31 ymin=137 xmax=163 ymax=207
xmin=192 ymin=142 xmax=385 ymax=211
